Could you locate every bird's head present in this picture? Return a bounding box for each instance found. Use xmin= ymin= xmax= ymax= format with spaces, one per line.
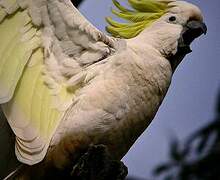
xmin=106 ymin=0 xmax=207 ymax=71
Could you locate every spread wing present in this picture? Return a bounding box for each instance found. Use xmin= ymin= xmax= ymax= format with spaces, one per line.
xmin=0 ymin=0 xmax=123 ymax=165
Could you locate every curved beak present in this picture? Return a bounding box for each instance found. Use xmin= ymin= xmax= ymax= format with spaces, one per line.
xmin=169 ymin=21 xmax=207 ymax=71
xmin=177 ymin=20 xmax=207 ymax=55
xmin=182 ymin=20 xmax=207 ymax=45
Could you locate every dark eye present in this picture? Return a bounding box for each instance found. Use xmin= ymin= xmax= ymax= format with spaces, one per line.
xmin=169 ymin=16 xmax=176 ymax=22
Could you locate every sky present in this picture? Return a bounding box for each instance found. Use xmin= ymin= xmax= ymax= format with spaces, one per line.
xmin=79 ymin=0 xmax=220 ymax=178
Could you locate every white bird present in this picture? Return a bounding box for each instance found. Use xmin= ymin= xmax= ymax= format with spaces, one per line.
xmin=0 ymin=0 xmax=206 ymax=178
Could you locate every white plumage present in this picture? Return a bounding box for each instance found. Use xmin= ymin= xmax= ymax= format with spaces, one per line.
xmin=0 ymin=0 xmax=206 ymax=178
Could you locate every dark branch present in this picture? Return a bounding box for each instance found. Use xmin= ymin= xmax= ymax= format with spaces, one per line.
xmin=12 ymin=145 xmax=127 ymax=180
xmin=71 ymin=145 xmax=128 ymax=180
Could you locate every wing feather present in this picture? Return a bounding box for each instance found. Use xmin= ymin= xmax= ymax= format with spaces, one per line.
xmin=0 ymin=9 xmax=40 ymax=103
xmin=0 ymin=0 xmax=126 ymax=165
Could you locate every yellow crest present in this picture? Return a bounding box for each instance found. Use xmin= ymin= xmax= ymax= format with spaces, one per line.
xmin=106 ymin=0 xmax=173 ymax=39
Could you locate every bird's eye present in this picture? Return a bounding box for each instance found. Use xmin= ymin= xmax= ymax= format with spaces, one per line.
xmin=169 ymin=16 xmax=176 ymax=22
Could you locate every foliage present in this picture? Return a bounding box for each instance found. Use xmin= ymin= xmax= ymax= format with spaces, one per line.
xmin=153 ymin=92 xmax=220 ymax=180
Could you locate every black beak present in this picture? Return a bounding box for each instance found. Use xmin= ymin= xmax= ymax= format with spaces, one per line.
xmin=182 ymin=20 xmax=207 ymax=45
xmin=177 ymin=20 xmax=207 ymax=55
xmin=169 ymin=21 xmax=207 ymax=72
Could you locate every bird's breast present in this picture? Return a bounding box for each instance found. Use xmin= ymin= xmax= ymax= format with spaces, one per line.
xmin=50 ymin=49 xmax=172 ymax=164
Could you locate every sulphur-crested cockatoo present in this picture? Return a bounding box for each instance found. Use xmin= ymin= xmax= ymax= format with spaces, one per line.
xmin=0 ymin=0 xmax=206 ymax=178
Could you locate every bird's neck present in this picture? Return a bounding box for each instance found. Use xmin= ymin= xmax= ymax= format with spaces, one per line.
xmin=130 ymin=24 xmax=182 ymax=59
xmin=126 ymin=37 xmax=173 ymax=110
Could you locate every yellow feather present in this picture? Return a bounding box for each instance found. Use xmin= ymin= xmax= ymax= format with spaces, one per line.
xmin=106 ymin=0 xmax=171 ymax=38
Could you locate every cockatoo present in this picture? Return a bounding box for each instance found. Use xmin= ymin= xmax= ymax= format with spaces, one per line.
xmin=0 ymin=0 xmax=206 ymax=178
